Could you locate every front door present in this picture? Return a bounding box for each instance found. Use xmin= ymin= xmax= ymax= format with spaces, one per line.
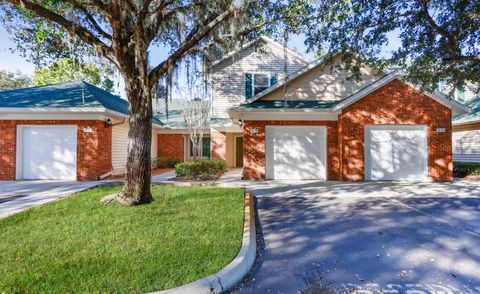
xmin=235 ymin=136 xmax=243 ymax=167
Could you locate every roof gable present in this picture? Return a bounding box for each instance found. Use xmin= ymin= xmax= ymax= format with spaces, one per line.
xmin=0 ymin=81 xmax=164 ymax=126
xmin=333 ymin=71 xmax=470 ymax=115
xmin=211 ymin=35 xmax=306 ymax=69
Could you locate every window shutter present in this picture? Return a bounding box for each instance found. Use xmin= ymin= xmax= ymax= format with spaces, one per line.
xmin=245 ymin=73 xmax=253 ymax=98
xmin=270 ymin=73 xmax=278 ymax=86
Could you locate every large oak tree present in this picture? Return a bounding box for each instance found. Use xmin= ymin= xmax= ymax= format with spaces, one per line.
xmin=0 ymin=0 xmax=282 ymax=205
xmin=303 ymin=0 xmax=479 ymax=94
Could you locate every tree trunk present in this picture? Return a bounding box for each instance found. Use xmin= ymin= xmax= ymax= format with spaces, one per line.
xmin=119 ymin=78 xmax=153 ymax=205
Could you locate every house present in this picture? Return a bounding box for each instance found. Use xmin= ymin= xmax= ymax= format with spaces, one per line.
xmin=437 ymin=82 xmax=480 ymax=163
xmin=0 ymin=36 xmax=470 ymax=181
xmin=156 ymin=36 xmax=468 ymax=181
xmin=0 ymin=81 xmax=163 ymax=180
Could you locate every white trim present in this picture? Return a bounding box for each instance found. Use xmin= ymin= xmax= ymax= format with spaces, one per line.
xmin=0 ymin=107 xmax=106 ymax=113
xmin=0 ymin=107 xmax=163 ymax=128
xmin=265 ymin=125 xmax=327 ymax=180
xmin=233 ymin=135 xmax=243 ymax=168
xmin=364 ymin=124 xmax=428 ymax=181
xmin=16 ymin=125 xmax=78 ymax=180
xmin=210 ymin=35 xmax=306 ymax=68
xmin=332 ymin=71 xmax=470 ymax=115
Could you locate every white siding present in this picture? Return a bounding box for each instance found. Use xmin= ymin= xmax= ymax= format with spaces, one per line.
xmin=453 ymin=130 xmax=480 ymax=162
xmin=261 ymin=55 xmax=378 ymax=101
xmin=112 ymin=123 xmax=129 ymax=173
xmin=112 ymin=123 xmax=159 ymax=174
xmin=211 ymin=40 xmax=307 ymax=118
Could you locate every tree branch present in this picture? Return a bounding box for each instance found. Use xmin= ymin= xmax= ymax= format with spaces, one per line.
xmin=6 ymin=0 xmax=115 ymax=64
xmin=147 ymin=3 xmax=238 ymax=87
xmin=443 ymin=55 xmax=480 ymax=62
xmin=419 ymin=0 xmax=459 ymax=56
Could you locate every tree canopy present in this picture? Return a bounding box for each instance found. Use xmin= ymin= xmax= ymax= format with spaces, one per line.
xmin=0 ymin=70 xmax=31 ymax=90
xmin=303 ymin=0 xmax=480 ymax=95
xmin=0 ymin=0 xmax=290 ymax=205
xmin=33 ymin=57 xmax=114 ymax=92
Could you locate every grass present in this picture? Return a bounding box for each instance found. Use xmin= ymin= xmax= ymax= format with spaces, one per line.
xmin=0 ymin=185 xmax=245 ymax=294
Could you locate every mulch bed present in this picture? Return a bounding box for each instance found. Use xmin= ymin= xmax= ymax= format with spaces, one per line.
xmin=172 ymin=171 xmax=224 ymax=182
xmin=461 ymin=175 xmax=480 ymax=180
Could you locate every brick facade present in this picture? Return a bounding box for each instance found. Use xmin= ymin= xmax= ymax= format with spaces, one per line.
xmin=244 ymin=121 xmax=339 ymax=180
xmin=339 ymin=79 xmax=452 ymax=181
xmin=0 ymin=120 xmax=112 ymax=181
xmin=243 ymin=79 xmax=453 ymax=181
xmin=211 ymin=129 xmax=226 ymax=161
xmin=157 ymin=134 xmax=184 ymax=162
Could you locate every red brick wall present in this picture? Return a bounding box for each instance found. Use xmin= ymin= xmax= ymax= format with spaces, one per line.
xmin=339 ymin=79 xmax=452 ymax=181
xmin=157 ymin=134 xmax=184 ymax=162
xmin=242 ymin=79 xmax=453 ymax=182
xmin=211 ymin=129 xmax=226 ymax=160
xmin=243 ymin=121 xmax=339 ymax=180
xmin=0 ymin=120 xmax=112 ymax=181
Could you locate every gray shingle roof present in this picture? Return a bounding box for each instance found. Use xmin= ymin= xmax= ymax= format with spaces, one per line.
xmin=235 ymin=100 xmax=339 ymax=110
xmin=0 ymin=81 xmax=163 ymax=126
xmin=453 ymin=96 xmax=480 ymax=124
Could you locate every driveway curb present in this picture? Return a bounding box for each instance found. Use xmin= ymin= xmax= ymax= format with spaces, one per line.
xmin=148 ymin=191 xmax=256 ymax=294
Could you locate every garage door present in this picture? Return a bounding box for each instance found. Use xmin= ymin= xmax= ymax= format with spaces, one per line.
xmin=365 ymin=125 xmax=428 ymax=181
xmin=266 ymin=126 xmax=326 ymax=180
xmin=20 ymin=126 xmax=77 ymax=180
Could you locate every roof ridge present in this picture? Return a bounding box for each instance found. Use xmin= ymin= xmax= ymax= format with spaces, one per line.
xmin=0 ymin=80 xmax=85 ymax=94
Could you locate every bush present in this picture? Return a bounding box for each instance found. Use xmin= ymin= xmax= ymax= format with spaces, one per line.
xmin=152 ymin=157 xmax=179 ymax=169
xmin=453 ymin=161 xmax=480 ymax=177
xmin=175 ymin=160 xmax=226 ymax=177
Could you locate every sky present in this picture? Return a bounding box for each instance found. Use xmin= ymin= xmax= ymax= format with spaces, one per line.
xmin=0 ymin=24 xmax=401 ymax=97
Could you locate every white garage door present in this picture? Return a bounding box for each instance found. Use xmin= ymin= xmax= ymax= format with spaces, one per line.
xmin=266 ymin=126 xmax=327 ymax=180
xmin=365 ymin=125 xmax=428 ymax=181
xmin=20 ymin=126 xmax=77 ymax=180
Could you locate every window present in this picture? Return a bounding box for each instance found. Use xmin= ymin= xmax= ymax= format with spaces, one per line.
xmin=245 ymin=73 xmax=278 ymax=98
xmin=189 ymin=137 xmax=211 ymax=158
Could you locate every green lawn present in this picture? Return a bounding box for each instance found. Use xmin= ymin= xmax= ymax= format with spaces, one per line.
xmin=0 ymin=185 xmax=245 ymax=294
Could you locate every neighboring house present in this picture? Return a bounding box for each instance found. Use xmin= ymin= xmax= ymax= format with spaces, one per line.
xmin=156 ymin=35 xmax=308 ymax=168
xmin=0 ymin=36 xmax=471 ymax=182
xmin=0 ymin=81 xmax=163 ymax=180
xmin=452 ymin=86 xmax=480 ymax=162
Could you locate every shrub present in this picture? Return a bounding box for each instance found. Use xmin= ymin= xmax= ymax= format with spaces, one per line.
xmin=453 ymin=161 xmax=480 ymax=177
xmin=170 ymin=159 xmax=181 ymax=167
xmin=152 ymin=157 xmax=180 ymax=169
xmin=175 ymin=160 xmax=226 ymax=177
xmin=152 ymin=157 xmax=169 ymax=169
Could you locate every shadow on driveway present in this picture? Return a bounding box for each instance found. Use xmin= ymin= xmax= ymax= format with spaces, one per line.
xmin=236 ymin=181 xmax=480 ymax=294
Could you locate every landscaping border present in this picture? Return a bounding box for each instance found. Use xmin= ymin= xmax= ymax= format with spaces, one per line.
xmin=148 ymin=191 xmax=256 ymax=294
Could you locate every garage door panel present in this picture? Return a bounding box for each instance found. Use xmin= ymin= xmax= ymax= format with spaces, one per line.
xmin=366 ymin=125 xmax=427 ymax=181
xmin=21 ymin=126 xmax=77 ymax=180
xmin=266 ymin=126 xmax=326 ymax=180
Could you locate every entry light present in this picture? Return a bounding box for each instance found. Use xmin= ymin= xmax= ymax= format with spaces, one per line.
xmin=104 ymin=118 xmax=112 ymax=128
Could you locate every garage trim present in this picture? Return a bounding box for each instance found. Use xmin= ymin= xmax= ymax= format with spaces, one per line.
xmin=364 ymin=124 xmax=428 ymax=181
xmin=15 ymin=125 xmax=78 ymax=180
xmin=265 ymin=125 xmax=327 ymax=180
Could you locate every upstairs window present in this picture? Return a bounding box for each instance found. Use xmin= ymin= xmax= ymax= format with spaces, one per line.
xmin=245 ymin=73 xmax=278 ymax=98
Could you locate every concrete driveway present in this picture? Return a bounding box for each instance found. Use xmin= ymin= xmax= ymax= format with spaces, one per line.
xmin=0 ymin=180 xmax=101 ymax=219
xmin=237 ymin=180 xmax=480 ymax=294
